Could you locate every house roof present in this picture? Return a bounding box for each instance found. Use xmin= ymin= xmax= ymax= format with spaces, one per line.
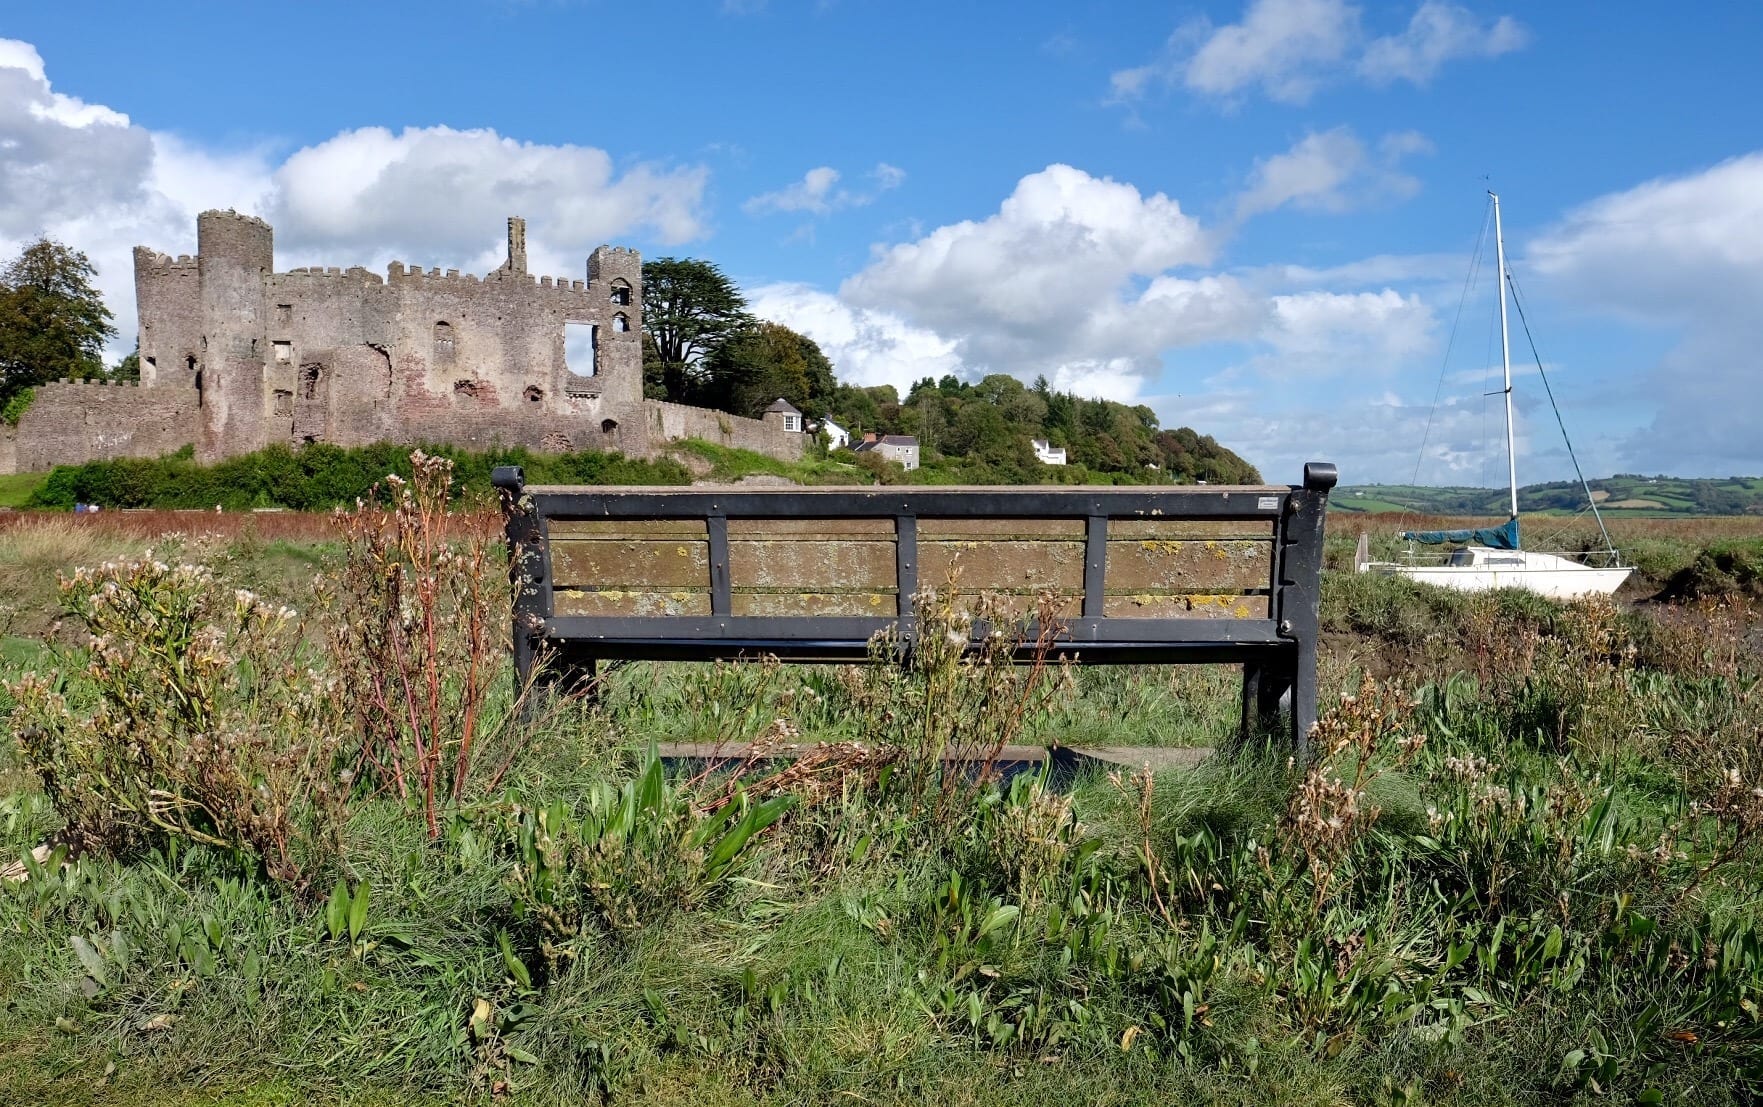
xmin=857 ymin=434 xmax=918 ymax=450
xmin=764 ymin=397 xmax=801 ymax=415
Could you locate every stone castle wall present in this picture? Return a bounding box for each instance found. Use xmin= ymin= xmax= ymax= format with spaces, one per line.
xmin=7 ymin=379 xmax=198 ymax=472
xmin=0 ymin=212 xmax=804 ymax=475
xmin=646 ymin=400 xmax=807 ymax=459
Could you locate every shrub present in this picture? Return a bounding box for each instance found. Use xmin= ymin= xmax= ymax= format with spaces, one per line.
xmin=323 ymin=451 xmax=525 ymax=837
xmin=6 ymin=557 xmax=349 ymax=889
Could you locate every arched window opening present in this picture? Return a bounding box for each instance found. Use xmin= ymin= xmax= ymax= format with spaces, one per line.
xmin=612 ymin=312 xmax=630 ymax=333
xmin=609 ymin=279 xmax=632 ymax=307
xmin=601 ymin=418 xmax=619 ymax=434
xmin=434 ymin=320 xmax=455 ymax=360
xmin=524 ymin=385 xmax=544 ymax=404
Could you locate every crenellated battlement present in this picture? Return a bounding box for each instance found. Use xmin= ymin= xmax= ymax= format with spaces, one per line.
xmin=278 ymin=265 xmax=387 ymax=285
xmin=134 ymin=246 xmax=200 ymax=274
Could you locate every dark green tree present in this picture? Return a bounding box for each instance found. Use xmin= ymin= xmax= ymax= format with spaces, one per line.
xmin=640 ymin=258 xmax=752 ymax=404
xmin=699 ymin=321 xmax=837 ymax=419
xmin=0 ymin=239 xmax=116 ymax=403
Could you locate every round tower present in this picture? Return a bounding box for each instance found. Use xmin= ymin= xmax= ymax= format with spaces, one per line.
xmin=195 ymin=211 xmax=274 ymax=461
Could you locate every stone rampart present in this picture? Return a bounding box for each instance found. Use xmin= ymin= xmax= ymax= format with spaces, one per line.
xmin=645 ymin=400 xmax=807 ymax=460
xmin=8 ymin=379 xmax=198 ymax=471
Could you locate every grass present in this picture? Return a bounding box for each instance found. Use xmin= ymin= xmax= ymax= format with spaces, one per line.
xmin=1 ymin=505 xmax=1761 ymax=1104
xmin=0 ymin=471 xmax=46 ymax=509
xmin=664 ymin=438 xmax=869 ymax=485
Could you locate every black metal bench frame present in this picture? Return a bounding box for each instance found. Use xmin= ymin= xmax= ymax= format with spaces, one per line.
xmin=493 ymin=462 xmax=1337 ymax=751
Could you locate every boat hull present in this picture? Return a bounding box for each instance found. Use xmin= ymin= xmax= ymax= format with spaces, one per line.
xmin=1366 ymin=558 xmax=1631 ymax=599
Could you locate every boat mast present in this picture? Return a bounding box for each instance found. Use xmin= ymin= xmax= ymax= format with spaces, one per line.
xmin=1491 ymin=191 xmax=1519 ymax=522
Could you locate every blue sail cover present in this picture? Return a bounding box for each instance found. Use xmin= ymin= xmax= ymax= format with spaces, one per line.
xmin=1401 ymin=517 xmax=1520 ymax=550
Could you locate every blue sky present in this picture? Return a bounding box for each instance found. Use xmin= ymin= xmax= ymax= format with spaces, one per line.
xmin=4 ymin=1 xmax=1761 ymax=484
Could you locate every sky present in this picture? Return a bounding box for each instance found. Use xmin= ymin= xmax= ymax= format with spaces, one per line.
xmin=2 ymin=1 xmax=1761 ymax=485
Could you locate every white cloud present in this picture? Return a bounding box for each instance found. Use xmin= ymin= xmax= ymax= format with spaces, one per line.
xmin=1527 ymin=152 xmax=1763 ymax=474
xmin=1234 ymin=126 xmax=1429 ymax=219
xmin=271 ymin=125 xmax=708 ymax=265
xmin=748 ymin=282 xmax=961 ymax=391
xmin=756 ymin=164 xmax=1427 ymax=420
xmin=1185 ymin=0 xmax=1360 ymax=105
xmin=1110 ymin=0 xmax=1526 ymax=108
xmin=1359 ymin=1 xmax=1529 ymax=85
xmin=744 ymin=162 xmax=904 ymax=217
xmin=1262 ymin=289 xmax=1435 ymax=372
xmin=0 ymin=40 xmax=713 ymax=361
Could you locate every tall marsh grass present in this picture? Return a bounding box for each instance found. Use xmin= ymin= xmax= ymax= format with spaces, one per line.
xmin=1 ymin=476 xmax=1761 ymax=1103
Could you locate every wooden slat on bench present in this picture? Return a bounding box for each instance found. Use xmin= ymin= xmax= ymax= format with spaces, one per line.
xmin=917 ymin=516 xmax=1085 ymax=616
xmin=726 ymin=517 xmax=899 ymax=616
xmin=1104 ymin=516 xmax=1274 ymax=619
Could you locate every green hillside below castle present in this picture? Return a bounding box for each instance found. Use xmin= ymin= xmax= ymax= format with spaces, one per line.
xmin=1336 ymin=475 xmax=1763 ymax=517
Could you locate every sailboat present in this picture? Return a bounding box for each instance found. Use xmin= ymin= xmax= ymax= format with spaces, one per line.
xmin=1358 ymin=193 xmax=1632 ymax=600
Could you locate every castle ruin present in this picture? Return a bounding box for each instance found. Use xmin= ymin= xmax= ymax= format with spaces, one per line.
xmin=0 ymin=211 xmax=807 ymax=475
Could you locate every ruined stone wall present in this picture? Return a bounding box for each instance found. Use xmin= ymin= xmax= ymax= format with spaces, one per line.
xmin=0 ymin=211 xmax=803 ymax=476
xmin=197 ymin=211 xmax=273 ymax=462
xmin=133 ymin=249 xmax=202 ymax=389
xmin=8 ymin=380 xmax=197 ymax=471
xmin=644 ymin=400 xmax=807 ymax=460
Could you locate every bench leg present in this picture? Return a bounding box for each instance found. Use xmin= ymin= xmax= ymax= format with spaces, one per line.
xmin=1290 ymin=646 xmax=1318 ymax=761
xmin=1239 ymin=663 xmax=1261 ymax=746
xmin=1259 ymin=663 xmax=1293 ymax=743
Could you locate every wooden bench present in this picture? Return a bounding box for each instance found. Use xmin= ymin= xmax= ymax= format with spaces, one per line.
xmin=492 ymin=462 xmax=1338 ymax=749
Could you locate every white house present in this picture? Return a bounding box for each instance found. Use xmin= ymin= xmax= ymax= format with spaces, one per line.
xmin=819 ymin=417 xmax=850 ymax=450
xmin=1031 ymin=438 xmax=1067 ymax=466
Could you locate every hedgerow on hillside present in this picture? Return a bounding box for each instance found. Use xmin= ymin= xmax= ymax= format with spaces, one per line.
xmin=28 ymin=442 xmax=693 ymax=511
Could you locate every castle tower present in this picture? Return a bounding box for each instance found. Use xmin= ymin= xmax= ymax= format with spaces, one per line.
xmin=196 ymin=210 xmax=273 ymax=462
xmin=505 ymin=216 xmax=527 ymax=275
xmin=588 ymin=245 xmax=643 ymax=408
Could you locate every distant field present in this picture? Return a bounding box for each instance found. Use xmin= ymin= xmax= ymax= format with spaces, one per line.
xmin=1335 ymin=474 xmax=1762 ymax=517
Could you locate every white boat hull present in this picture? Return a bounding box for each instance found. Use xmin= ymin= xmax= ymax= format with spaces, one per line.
xmin=1363 ymin=547 xmax=1631 ymax=599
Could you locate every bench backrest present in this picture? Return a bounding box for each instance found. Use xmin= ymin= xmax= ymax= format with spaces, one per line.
xmin=494 ymin=462 xmax=1337 ymax=746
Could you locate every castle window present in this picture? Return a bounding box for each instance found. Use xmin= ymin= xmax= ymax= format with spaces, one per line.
xmin=601 ymin=418 xmax=619 ymax=434
xmin=274 ymin=390 xmax=293 ymax=416
xmin=300 ymin=364 xmax=322 ymax=400
xmin=609 ymin=279 xmax=632 ymax=306
xmin=187 ymin=355 xmax=197 ymax=373
xmin=194 ymin=368 xmax=203 ymax=408
xmin=434 ymin=321 xmax=455 ymax=360
xmin=524 ymin=385 xmax=544 ymax=404
xmin=273 ymin=341 xmax=291 ymax=363
xmin=276 ymin=303 xmax=292 ymax=325
xmin=564 ymin=321 xmax=597 ymax=377
xmin=612 ymin=312 xmax=630 ymax=333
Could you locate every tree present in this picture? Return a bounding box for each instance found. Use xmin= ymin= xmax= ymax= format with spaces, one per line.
xmin=640 ymin=258 xmax=751 ymax=404
xmin=699 ymin=321 xmax=837 ymax=419
xmin=0 ymin=239 xmax=116 ymax=403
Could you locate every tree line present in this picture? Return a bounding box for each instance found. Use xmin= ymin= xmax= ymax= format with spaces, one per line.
xmin=641 ymin=257 xmax=1258 ymax=485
